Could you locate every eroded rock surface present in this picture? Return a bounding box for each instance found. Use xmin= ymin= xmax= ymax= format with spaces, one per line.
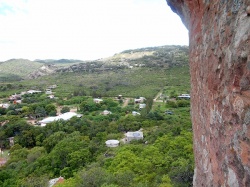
xmin=166 ymin=0 xmax=250 ymax=186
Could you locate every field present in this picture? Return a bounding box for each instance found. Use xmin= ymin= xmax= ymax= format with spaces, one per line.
xmin=0 ymin=65 xmax=190 ymax=99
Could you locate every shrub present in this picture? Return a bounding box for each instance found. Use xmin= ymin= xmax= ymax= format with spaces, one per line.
xmin=61 ymin=106 xmax=70 ymax=114
xmin=166 ymin=100 xmax=177 ymax=108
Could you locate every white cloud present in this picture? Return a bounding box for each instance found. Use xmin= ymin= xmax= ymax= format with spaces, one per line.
xmin=0 ymin=0 xmax=188 ymax=61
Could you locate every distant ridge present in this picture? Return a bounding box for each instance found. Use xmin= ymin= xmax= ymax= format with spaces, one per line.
xmin=0 ymin=45 xmax=189 ymax=81
xmin=35 ymin=59 xmax=84 ymax=64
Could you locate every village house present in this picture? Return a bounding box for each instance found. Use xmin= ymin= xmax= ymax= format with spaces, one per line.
xmin=139 ymin=103 xmax=146 ymax=110
xmin=93 ymin=98 xmax=103 ymax=103
xmin=105 ymin=140 xmax=119 ymax=147
xmin=0 ymin=103 xmax=10 ymax=109
xmin=49 ymin=176 xmax=64 ymax=187
xmin=26 ymin=90 xmax=42 ymax=94
xmin=101 ymin=110 xmax=112 ymax=115
xmin=47 ymin=84 xmax=57 ymax=89
xmin=8 ymin=94 xmax=21 ymax=101
xmin=125 ymin=131 xmax=143 ymax=142
xmin=45 ymin=89 xmax=52 ymax=94
xmin=47 ymin=95 xmax=55 ymax=99
xmin=132 ymin=111 xmax=140 ymax=116
xmin=38 ymin=112 xmax=82 ymax=127
xmin=134 ymin=97 xmax=146 ymax=103
xmin=177 ymin=94 xmax=190 ymax=99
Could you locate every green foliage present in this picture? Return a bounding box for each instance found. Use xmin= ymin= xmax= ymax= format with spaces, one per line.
xmin=77 ymin=167 xmax=114 ymax=187
xmin=45 ymin=104 xmax=56 ymax=115
xmin=0 ymin=47 xmax=192 ymax=187
xmin=166 ymin=100 xmax=177 ymax=108
xmin=61 ymin=106 xmax=70 ymax=113
xmin=35 ymin=106 xmax=46 ymax=117
xmin=176 ymin=100 xmax=190 ymax=107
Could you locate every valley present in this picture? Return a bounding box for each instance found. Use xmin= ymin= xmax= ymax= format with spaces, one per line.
xmin=0 ymin=45 xmax=192 ymax=187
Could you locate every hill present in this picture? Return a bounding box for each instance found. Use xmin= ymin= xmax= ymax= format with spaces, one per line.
xmin=0 ymin=45 xmax=189 ymax=81
xmin=55 ymin=45 xmax=189 ymax=73
xmin=0 ymin=59 xmax=44 ymax=81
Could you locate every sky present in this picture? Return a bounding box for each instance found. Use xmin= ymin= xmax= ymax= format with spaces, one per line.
xmin=0 ymin=0 xmax=188 ymax=61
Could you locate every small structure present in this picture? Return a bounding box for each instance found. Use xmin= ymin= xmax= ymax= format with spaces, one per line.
xmin=139 ymin=103 xmax=146 ymax=110
xmin=93 ymin=98 xmax=103 ymax=103
xmin=45 ymin=89 xmax=52 ymax=94
xmin=38 ymin=112 xmax=82 ymax=126
xmin=101 ymin=110 xmax=112 ymax=115
xmin=13 ymin=100 xmax=22 ymax=104
xmin=132 ymin=111 xmax=140 ymax=116
xmin=48 ymin=95 xmax=55 ymax=99
xmin=165 ymin=111 xmax=173 ymax=115
xmin=49 ymin=176 xmax=64 ymax=187
xmin=125 ymin=131 xmax=143 ymax=142
xmin=27 ymin=90 xmax=42 ymax=94
xmin=105 ymin=140 xmax=119 ymax=147
xmin=178 ymin=94 xmax=190 ymax=99
xmin=8 ymin=94 xmax=21 ymax=101
xmin=134 ymin=97 xmax=146 ymax=103
xmin=0 ymin=103 xmax=10 ymax=109
xmin=48 ymin=85 xmax=57 ymax=89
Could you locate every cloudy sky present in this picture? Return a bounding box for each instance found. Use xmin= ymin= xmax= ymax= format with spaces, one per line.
xmin=0 ymin=0 xmax=188 ymax=61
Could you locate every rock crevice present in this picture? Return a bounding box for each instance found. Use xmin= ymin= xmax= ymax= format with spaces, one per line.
xmin=166 ymin=0 xmax=250 ymax=186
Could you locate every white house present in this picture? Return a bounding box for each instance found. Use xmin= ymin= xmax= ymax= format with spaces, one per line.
xmin=101 ymin=110 xmax=112 ymax=115
xmin=48 ymin=95 xmax=55 ymax=99
xmin=105 ymin=140 xmax=119 ymax=147
xmin=139 ymin=104 xmax=146 ymax=110
xmin=27 ymin=90 xmax=42 ymax=94
xmin=132 ymin=111 xmax=140 ymax=116
xmin=48 ymin=176 xmax=64 ymax=187
xmin=178 ymin=94 xmax=191 ymax=99
xmin=125 ymin=131 xmax=143 ymax=142
xmin=93 ymin=98 xmax=103 ymax=103
xmin=48 ymin=85 xmax=57 ymax=89
xmin=39 ymin=112 xmax=82 ymax=126
xmin=134 ymin=97 xmax=146 ymax=103
xmin=0 ymin=103 xmax=10 ymax=109
xmin=45 ymin=89 xmax=52 ymax=94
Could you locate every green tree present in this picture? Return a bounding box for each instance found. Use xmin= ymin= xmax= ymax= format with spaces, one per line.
xmin=45 ymin=104 xmax=56 ymax=116
xmin=43 ymin=131 xmax=66 ymax=153
xmin=61 ymin=106 xmax=70 ymax=114
xmin=35 ymin=106 xmax=46 ymax=117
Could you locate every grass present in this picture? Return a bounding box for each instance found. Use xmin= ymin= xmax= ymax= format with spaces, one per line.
xmin=0 ymin=65 xmax=190 ymax=100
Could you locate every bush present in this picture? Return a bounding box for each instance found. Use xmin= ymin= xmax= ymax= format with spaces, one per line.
xmin=176 ymin=100 xmax=190 ymax=107
xmin=61 ymin=106 xmax=70 ymax=114
xmin=166 ymin=100 xmax=177 ymax=108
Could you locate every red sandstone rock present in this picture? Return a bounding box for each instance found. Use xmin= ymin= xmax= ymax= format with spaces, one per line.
xmin=166 ymin=0 xmax=250 ymax=186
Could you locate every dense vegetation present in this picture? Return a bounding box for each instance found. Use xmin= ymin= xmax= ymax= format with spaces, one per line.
xmin=0 ymin=45 xmax=193 ymax=187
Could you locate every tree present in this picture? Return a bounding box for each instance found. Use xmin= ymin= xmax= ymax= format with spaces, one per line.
xmin=77 ymin=167 xmax=113 ymax=187
xmin=45 ymin=104 xmax=56 ymax=116
xmin=19 ymin=175 xmax=49 ymax=187
xmin=61 ymin=106 xmax=70 ymax=114
xmin=35 ymin=106 xmax=46 ymax=117
xmin=43 ymin=131 xmax=66 ymax=153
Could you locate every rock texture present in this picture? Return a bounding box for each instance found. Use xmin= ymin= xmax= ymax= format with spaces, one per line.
xmin=166 ymin=0 xmax=250 ymax=186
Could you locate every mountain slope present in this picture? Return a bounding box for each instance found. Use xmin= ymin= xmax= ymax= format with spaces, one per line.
xmin=0 ymin=59 xmax=43 ymax=80
xmin=0 ymin=45 xmax=189 ymax=81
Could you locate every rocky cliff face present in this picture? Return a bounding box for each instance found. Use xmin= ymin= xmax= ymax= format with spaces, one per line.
xmin=166 ymin=0 xmax=250 ymax=186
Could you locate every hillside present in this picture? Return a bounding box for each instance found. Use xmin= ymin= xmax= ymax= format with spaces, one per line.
xmin=0 ymin=59 xmax=43 ymax=81
xmin=103 ymin=45 xmax=188 ymax=67
xmin=55 ymin=45 xmax=189 ymax=73
xmin=0 ymin=45 xmax=188 ymax=81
